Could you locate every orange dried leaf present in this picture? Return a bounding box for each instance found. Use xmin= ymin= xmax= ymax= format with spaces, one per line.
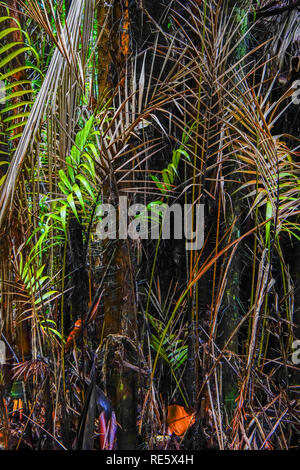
xmin=65 ymin=319 xmax=82 ymax=351
xmin=167 ymin=404 xmax=195 ymax=437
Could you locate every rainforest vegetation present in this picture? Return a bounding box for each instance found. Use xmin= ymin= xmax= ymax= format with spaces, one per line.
xmin=0 ymin=0 xmax=300 ymax=451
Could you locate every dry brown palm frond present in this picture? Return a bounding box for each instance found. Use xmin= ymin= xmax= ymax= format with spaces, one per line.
xmin=221 ymin=77 xmax=300 ymax=237
xmin=0 ymin=0 xmax=94 ymax=231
